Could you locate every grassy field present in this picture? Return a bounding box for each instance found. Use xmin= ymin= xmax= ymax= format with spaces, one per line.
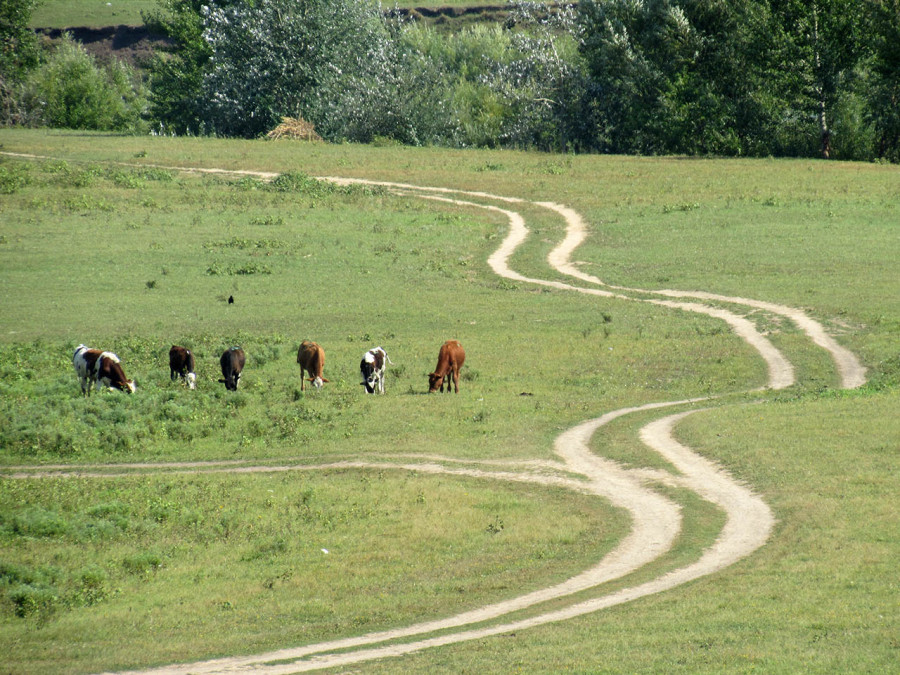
xmin=0 ymin=128 xmax=897 ymax=673
xmin=28 ymin=0 xmax=495 ymax=28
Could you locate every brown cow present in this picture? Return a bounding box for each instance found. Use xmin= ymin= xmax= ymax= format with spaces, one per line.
xmin=297 ymin=340 xmax=328 ymax=390
xmin=219 ymin=347 xmax=245 ymax=391
xmin=72 ymin=344 xmax=136 ymax=396
xmin=428 ymin=340 xmax=465 ymax=393
xmin=169 ymin=345 xmax=197 ymax=389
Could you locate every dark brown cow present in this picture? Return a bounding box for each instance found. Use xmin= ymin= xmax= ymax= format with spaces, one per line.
xmin=219 ymin=347 xmax=245 ymax=391
xmin=297 ymin=340 xmax=328 ymax=391
xmin=72 ymin=344 xmax=136 ymax=396
xmin=169 ymin=345 xmax=197 ymax=389
xmin=428 ymin=340 xmax=465 ymax=393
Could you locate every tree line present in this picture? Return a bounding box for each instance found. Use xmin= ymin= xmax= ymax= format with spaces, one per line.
xmin=2 ymin=0 xmax=899 ymax=162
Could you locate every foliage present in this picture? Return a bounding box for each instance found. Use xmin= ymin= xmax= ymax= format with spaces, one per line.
xmin=577 ymin=0 xmax=774 ymax=156
xmin=20 ymin=36 xmax=147 ymax=132
xmin=866 ymin=0 xmax=900 ymax=161
xmin=143 ymin=0 xmax=216 ymax=135
xmin=137 ymin=0 xmax=900 ymax=160
xmin=765 ymin=0 xmax=868 ymax=159
xmin=197 ymin=0 xmax=394 ymax=139
xmin=0 ymin=0 xmax=41 ymax=126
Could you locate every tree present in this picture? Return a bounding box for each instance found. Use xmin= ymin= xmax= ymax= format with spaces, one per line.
xmin=0 ymin=0 xmax=42 ymax=125
xmin=198 ymin=0 xmax=394 ymax=138
xmin=23 ymin=36 xmax=147 ymax=132
xmin=143 ymin=0 xmax=218 ymax=135
xmin=866 ymin=0 xmax=900 ymax=161
xmin=767 ymin=0 xmax=866 ymax=158
xmin=577 ymin=0 xmax=772 ymax=156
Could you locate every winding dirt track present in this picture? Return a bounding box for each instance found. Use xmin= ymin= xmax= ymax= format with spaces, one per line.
xmin=0 ymin=154 xmax=865 ymax=674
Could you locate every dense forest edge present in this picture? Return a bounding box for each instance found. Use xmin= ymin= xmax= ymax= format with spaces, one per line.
xmin=2 ymin=0 xmax=900 ymax=161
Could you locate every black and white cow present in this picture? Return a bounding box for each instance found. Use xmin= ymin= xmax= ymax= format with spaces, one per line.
xmin=169 ymin=345 xmax=197 ymax=389
xmin=360 ymin=346 xmax=392 ymax=394
xmin=72 ymin=344 xmax=136 ymax=396
xmin=219 ymin=347 xmax=245 ymax=391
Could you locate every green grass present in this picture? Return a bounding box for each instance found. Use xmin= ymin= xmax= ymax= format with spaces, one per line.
xmin=1 ymin=471 xmax=623 ymax=673
xmin=28 ymin=0 xmax=498 ymax=29
xmin=30 ymin=0 xmax=159 ymax=28
xmin=364 ymin=392 xmax=899 ymax=674
xmin=0 ymin=128 xmax=897 ymax=673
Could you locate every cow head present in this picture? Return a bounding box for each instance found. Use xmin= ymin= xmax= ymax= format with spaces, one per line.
xmin=105 ymin=375 xmax=135 ymax=393
xmin=307 ymin=376 xmax=327 ymax=389
xmin=428 ymin=372 xmax=444 ymax=393
xmin=186 ymin=372 xmax=197 ymax=390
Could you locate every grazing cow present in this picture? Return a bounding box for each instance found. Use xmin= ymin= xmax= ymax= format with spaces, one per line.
xmin=428 ymin=340 xmax=465 ymax=394
xmin=360 ymin=347 xmax=393 ymax=394
xmin=169 ymin=345 xmax=197 ymax=390
xmin=296 ymin=340 xmax=328 ymax=391
xmin=72 ymin=344 xmax=136 ymax=396
xmin=219 ymin=347 xmax=245 ymax=391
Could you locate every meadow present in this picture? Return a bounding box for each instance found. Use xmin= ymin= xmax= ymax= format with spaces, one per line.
xmin=0 ymin=128 xmax=898 ymax=673
xmin=28 ymin=0 xmax=492 ymax=29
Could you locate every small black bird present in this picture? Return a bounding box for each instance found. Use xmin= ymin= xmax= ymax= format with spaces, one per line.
xmin=228 ymin=295 xmax=234 ymax=304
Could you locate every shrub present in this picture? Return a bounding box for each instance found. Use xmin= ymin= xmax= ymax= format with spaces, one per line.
xmin=21 ymin=35 xmax=147 ymax=132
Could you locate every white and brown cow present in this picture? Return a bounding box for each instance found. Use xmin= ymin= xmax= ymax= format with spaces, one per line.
xmin=72 ymin=344 xmax=136 ymax=396
xmin=297 ymin=340 xmax=328 ymax=391
xmin=428 ymin=340 xmax=465 ymax=393
xmin=169 ymin=345 xmax=197 ymax=389
xmin=360 ymin=346 xmax=392 ymax=394
xmin=219 ymin=347 xmax=245 ymax=391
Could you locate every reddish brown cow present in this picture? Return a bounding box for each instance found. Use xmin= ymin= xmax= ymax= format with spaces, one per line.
xmin=297 ymin=340 xmax=328 ymax=390
xmin=428 ymin=340 xmax=465 ymax=393
xmin=169 ymin=345 xmax=197 ymax=389
xmin=72 ymin=344 xmax=136 ymax=396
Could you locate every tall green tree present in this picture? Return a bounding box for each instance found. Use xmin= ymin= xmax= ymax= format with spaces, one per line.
xmin=577 ymin=0 xmax=771 ymax=156
xmin=199 ymin=0 xmax=393 ymax=138
xmin=0 ymin=0 xmax=42 ymax=125
xmin=143 ymin=0 xmax=218 ymax=135
xmin=767 ymin=0 xmax=866 ymax=158
xmin=866 ymin=0 xmax=900 ymax=161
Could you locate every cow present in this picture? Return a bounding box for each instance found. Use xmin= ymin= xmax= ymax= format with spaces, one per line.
xmin=428 ymin=340 xmax=465 ymax=394
xmin=169 ymin=345 xmax=197 ymax=390
xmin=360 ymin=347 xmax=393 ymax=394
xmin=297 ymin=340 xmax=328 ymax=391
xmin=219 ymin=347 xmax=245 ymax=391
xmin=72 ymin=344 xmax=136 ymax=396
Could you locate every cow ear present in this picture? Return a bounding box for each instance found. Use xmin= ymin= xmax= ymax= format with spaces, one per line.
xmin=321 ymin=378 xmax=329 ymax=383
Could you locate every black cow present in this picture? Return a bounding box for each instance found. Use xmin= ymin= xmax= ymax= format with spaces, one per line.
xmin=219 ymin=347 xmax=245 ymax=391
xmin=169 ymin=345 xmax=197 ymax=389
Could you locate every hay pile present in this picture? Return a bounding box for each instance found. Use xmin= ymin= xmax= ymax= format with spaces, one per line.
xmin=266 ymin=117 xmax=323 ymax=142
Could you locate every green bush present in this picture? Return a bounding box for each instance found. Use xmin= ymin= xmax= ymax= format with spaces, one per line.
xmin=22 ymin=35 xmax=147 ymax=132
